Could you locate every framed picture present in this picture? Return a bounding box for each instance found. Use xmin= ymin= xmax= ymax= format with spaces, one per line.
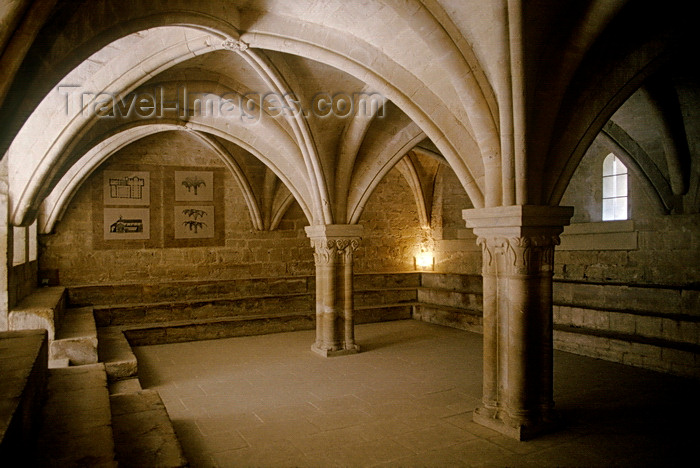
xmin=103 ymin=207 xmax=150 ymax=240
xmin=174 ymin=171 xmax=213 ymax=201
xmin=174 ymin=205 xmax=214 ymax=239
xmin=103 ymin=170 xmax=150 ymax=205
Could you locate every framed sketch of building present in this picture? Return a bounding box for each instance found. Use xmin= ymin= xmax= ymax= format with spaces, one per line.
xmin=104 ymin=171 xmax=150 ymax=205
xmin=104 ymin=207 xmax=150 ymax=240
xmin=174 ymin=171 xmax=213 ymax=201
xmin=174 ymin=205 xmax=214 ymax=239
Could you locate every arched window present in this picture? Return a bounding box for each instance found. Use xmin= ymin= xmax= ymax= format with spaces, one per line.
xmin=602 ymin=153 xmax=628 ymax=221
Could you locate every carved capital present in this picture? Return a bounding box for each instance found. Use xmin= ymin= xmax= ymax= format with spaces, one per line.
xmin=305 ymin=224 xmax=363 ymax=266
xmin=477 ymin=234 xmax=560 ymax=276
xmin=309 ymin=237 xmax=360 ymax=265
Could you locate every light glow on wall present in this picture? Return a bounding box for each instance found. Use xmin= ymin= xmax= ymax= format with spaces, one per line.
xmin=415 ymin=251 xmax=434 ymax=270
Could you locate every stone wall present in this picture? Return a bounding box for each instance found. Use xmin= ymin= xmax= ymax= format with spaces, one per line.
xmin=9 ymin=261 xmax=37 ymax=311
xmin=550 ymin=136 xmax=700 ymax=378
xmin=558 ymin=138 xmax=700 ymax=286
xmin=39 ymin=132 xmax=311 ymax=285
xmin=430 ymin=166 xmax=481 ymax=274
xmin=39 ymin=131 xmax=426 ymax=287
xmin=355 ymin=169 xmax=424 ymax=273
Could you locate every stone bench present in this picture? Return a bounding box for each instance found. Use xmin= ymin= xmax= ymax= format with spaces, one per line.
xmin=554 ymin=325 xmax=700 ymax=379
xmin=110 ymin=390 xmax=188 ymax=467
xmin=116 ymin=312 xmax=316 ymax=346
xmin=97 ymin=328 xmax=138 ymax=384
xmin=0 ymin=330 xmax=48 ymax=462
xmin=414 ymin=273 xmax=483 ymax=333
xmin=50 ymin=307 xmax=98 ymax=367
xmin=33 ymin=363 xmax=117 ymax=466
xmin=547 ymin=281 xmax=700 ymax=378
xmin=9 ymin=287 xmax=66 ymax=340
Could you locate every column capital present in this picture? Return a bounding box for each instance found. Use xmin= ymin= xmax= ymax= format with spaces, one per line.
xmin=305 ymin=224 xmax=363 ymax=266
xmin=462 ymin=205 xmax=574 ymax=239
xmin=304 ymin=224 xmax=364 ymax=240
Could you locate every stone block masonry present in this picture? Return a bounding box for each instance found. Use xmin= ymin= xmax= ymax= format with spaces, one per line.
xmin=0 ymin=329 xmax=48 ymax=462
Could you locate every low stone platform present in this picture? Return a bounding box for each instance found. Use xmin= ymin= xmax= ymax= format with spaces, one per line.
xmin=119 ymin=312 xmax=316 ymax=346
xmin=0 ymin=329 xmax=48 ymax=462
xmin=9 ymin=287 xmax=66 ymax=340
xmin=50 ymin=307 xmax=98 ymax=366
xmin=110 ymin=390 xmax=188 ymax=467
xmin=34 ymin=363 xmax=117 ymax=467
xmin=97 ymin=328 xmax=138 ymax=383
xmin=92 ymin=294 xmax=313 ymax=328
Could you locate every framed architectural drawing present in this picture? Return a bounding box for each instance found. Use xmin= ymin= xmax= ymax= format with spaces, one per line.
xmin=103 ymin=207 xmax=150 ymax=240
xmin=103 ymin=170 xmax=150 ymax=205
xmin=174 ymin=205 xmax=214 ymax=239
xmin=174 ymin=171 xmax=214 ymax=201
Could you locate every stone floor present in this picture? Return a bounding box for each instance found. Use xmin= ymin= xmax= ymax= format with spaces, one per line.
xmin=134 ymin=320 xmax=700 ymax=467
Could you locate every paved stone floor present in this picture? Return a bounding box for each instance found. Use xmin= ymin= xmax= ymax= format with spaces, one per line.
xmin=134 ymin=320 xmax=700 ymax=467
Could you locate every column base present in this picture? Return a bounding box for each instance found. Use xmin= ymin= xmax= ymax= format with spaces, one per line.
xmin=473 ymin=406 xmax=560 ymax=441
xmin=311 ymin=343 xmax=360 ymax=358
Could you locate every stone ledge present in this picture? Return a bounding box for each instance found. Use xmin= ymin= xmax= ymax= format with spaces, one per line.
xmin=414 ymin=304 xmax=483 ymax=333
xmin=120 ymin=313 xmax=317 ymax=346
xmin=554 ymin=324 xmax=700 ymax=354
xmin=110 ymin=390 xmax=187 ymax=467
xmin=92 ymin=293 xmax=313 ymax=327
xmin=417 ymin=287 xmax=482 ymax=311
xmin=34 ymin=364 xmax=117 ymax=467
xmin=559 ymin=220 xmax=637 ymax=251
xmin=50 ymin=307 xmax=98 ymax=366
xmin=97 ymin=328 xmax=138 ymax=383
xmin=9 ymin=287 xmax=66 ymax=340
xmin=0 ymin=330 xmax=48 ymax=461
xmin=554 ymin=326 xmax=700 ymax=379
xmin=67 ymin=276 xmax=313 ymax=306
xmin=554 ymin=303 xmax=700 ymax=323
xmin=553 ymin=280 xmax=698 ymax=317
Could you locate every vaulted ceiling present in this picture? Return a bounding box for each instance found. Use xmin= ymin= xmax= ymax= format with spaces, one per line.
xmin=1 ymin=0 xmax=697 ymax=232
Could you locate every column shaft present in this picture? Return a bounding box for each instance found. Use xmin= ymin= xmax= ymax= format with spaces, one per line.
xmin=306 ymin=225 xmax=362 ymax=357
xmin=464 ymin=205 xmax=573 ymax=440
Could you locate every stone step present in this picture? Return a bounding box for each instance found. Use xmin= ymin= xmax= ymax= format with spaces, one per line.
xmin=34 ymin=364 xmax=117 ymax=467
xmin=50 ymin=307 xmax=98 ymax=366
xmin=355 ymin=272 xmax=421 ymax=290
xmin=355 ymin=303 xmax=414 ymax=323
xmin=68 ymin=276 xmax=312 ymax=307
xmin=109 ymin=377 xmax=143 ymax=395
xmin=419 ymin=272 xmax=483 ymax=292
xmin=48 ymin=357 xmax=70 ymax=369
xmin=0 ymin=330 xmax=48 ymax=462
xmin=93 ymin=293 xmax=313 ymax=327
xmin=68 ymin=274 xmax=421 ymax=307
xmin=97 ymin=328 xmax=138 ymax=382
xmin=414 ymin=303 xmax=483 ymax=333
xmin=417 ymin=287 xmax=483 ymax=311
xmin=110 ymin=390 xmax=188 ymax=467
xmin=554 ymin=325 xmax=700 ymax=379
xmin=115 ymin=303 xmax=414 ymax=346
xmin=121 ymin=312 xmax=316 ymax=346
xmin=554 ymin=304 xmax=700 ymax=346
xmin=355 ymin=288 xmax=417 ymax=307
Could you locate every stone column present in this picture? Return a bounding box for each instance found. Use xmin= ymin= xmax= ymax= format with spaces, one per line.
xmin=305 ymin=224 xmax=363 ymax=357
xmin=463 ymin=205 xmax=573 ymax=440
xmin=1 ymin=158 xmax=11 ymax=331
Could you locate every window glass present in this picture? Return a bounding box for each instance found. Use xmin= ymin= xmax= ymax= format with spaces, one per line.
xmin=602 ymin=153 xmax=628 ymax=221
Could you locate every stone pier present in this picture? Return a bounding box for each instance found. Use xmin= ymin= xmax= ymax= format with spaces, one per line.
xmin=305 ymin=224 xmax=363 ymax=357
xmin=463 ymin=205 xmax=573 ymax=440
